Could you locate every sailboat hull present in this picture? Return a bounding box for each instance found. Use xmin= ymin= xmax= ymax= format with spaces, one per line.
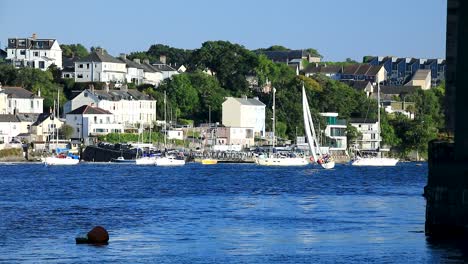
xmin=351 ymin=157 xmax=398 ymax=166
xmin=156 ymin=157 xmax=186 ymax=166
xmin=320 ymin=161 xmax=335 ymax=169
xmin=255 ymin=157 xmax=308 ymax=166
xmin=136 ymin=157 xmax=157 ymax=165
xmin=42 ymin=157 xmax=79 ymax=165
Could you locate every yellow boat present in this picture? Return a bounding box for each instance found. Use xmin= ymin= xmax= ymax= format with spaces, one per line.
xmin=201 ymin=159 xmax=218 ymax=165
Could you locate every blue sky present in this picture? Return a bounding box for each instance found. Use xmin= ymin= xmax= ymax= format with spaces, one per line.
xmin=0 ymin=0 xmax=447 ymax=61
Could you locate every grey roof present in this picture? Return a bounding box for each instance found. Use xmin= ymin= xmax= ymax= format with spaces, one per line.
xmin=350 ymin=118 xmax=378 ymax=124
xmin=411 ymin=69 xmax=431 ymax=80
xmin=140 ymin=62 xmax=160 ymax=73
xmin=342 ymin=64 xmax=382 ymax=76
xmin=0 ymin=115 xmax=20 ymax=122
xmin=90 ymin=89 xmax=152 ymax=101
xmin=229 ymin=97 xmax=265 ymax=106
xmin=117 ymin=57 xmax=145 ymax=69
xmin=1 ymin=87 xmax=41 ymax=99
xmin=304 ymin=65 xmax=342 ymax=74
xmin=67 ymin=105 xmax=113 ymax=115
xmin=151 ymin=63 xmax=177 ymax=72
xmin=75 ymin=49 xmax=123 ymax=64
xmin=259 ymin=50 xmax=309 ymax=62
xmin=32 ymin=113 xmax=53 ymax=126
xmin=342 ymin=80 xmax=372 ymax=91
xmin=380 ymin=85 xmax=419 ymax=95
xmin=8 ymin=38 xmax=57 ymax=50
xmin=16 ymin=113 xmax=41 ymax=122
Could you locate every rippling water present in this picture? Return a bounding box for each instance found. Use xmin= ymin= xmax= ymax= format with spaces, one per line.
xmin=0 ymin=162 xmax=464 ymax=263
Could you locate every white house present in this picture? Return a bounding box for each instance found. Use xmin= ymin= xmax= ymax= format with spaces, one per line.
xmin=118 ymin=54 xmax=145 ymax=85
xmin=349 ymin=118 xmax=380 ymax=151
xmin=320 ymin=113 xmax=347 ymax=151
xmin=167 ymin=129 xmax=184 ymax=140
xmin=215 ymin=126 xmax=255 ymax=148
xmin=63 ymin=87 xmax=156 ymax=126
xmin=0 ymin=85 xmax=43 ymax=114
xmin=222 ymin=97 xmax=265 ymax=137
xmin=74 ymin=48 xmax=126 ymax=84
xmin=0 ymin=115 xmax=21 ymax=146
xmin=140 ymin=60 xmax=164 ymax=86
xmin=66 ymin=105 xmax=123 ymax=145
xmin=6 ymin=34 xmax=63 ymax=70
xmin=31 ymin=113 xmax=64 ymax=142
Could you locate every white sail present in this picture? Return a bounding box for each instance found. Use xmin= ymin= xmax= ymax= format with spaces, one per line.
xmin=302 ymin=85 xmax=335 ymax=169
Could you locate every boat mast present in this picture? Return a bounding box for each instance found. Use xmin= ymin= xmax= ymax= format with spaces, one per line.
xmin=164 ymin=90 xmax=167 ymax=149
xmin=377 ymin=82 xmax=381 ymax=150
xmin=272 ymin=87 xmax=276 ymax=150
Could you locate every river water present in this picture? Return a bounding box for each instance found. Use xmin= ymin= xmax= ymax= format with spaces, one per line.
xmin=0 ymin=162 xmax=464 ymax=263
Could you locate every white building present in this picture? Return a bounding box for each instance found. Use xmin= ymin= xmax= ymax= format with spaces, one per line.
xmin=349 ymin=118 xmax=380 ymax=151
xmin=167 ymin=130 xmax=184 ymax=140
xmin=215 ymin=126 xmax=255 ymax=148
xmin=74 ymin=49 xmax=126 ymax=84
xmin=118 ymin=54 xmax=145 ymax=85
xmin=140 ymin=60 xmax=164 ymax=86
xmin=31 ymin=113 xmax=64 ymax=142
xmin=320 ymin=113 xmax=347 ymax=152
xmin=222 ymin=97 xmax=265 ymax=137
xmin=0 ymin=85 xmax=43 ymax=114
xmin=6 ymin=34 xmax=62 ymax=70
xmin=66 ymin=105 xmax=123 ymax=145
xmin=63 ymin=87 xmax=156 ymax=126
xmin=0 ymin=115 xmax=21 ymax=146
xmin=405 ymin=69 xmax=432 ymax=90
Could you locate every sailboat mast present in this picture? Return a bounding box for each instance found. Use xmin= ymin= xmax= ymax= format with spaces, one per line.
xmin=164 ymin=90 xmax=167 ymax=149
xmin=272 ymin=87 xmax=276 ymax=149
xmin=377 ymin=82 xmax=381 ymax=150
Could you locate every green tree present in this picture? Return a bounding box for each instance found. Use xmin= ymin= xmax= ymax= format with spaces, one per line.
xmin=60 ymin=124 xmax=74 ymax=139
xmin=60 ymin=44 xmax=89 ymax=58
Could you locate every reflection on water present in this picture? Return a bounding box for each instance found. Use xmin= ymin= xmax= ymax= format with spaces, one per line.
xmin=0 ymin=162 xmax=461 ymax=263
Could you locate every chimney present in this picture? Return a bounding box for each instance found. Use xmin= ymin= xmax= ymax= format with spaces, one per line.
xmin=133 ymin=58 xmax=141 ymax=64
xmin=32 ymin=33 xmax=37 ymax=40
xmin=119 ymin=53 xmax=126 ymax=60
xmin=159 ymin=55 xmax=167 ymax=64
xmin=38 ymin=88 xmax=41 ymax=97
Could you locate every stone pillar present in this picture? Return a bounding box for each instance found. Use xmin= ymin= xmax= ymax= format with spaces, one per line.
xmin=425 ymin=0 xmax=468 ymax=237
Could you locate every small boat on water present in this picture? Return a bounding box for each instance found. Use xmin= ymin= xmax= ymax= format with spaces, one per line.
xmin=111 ymin=156 xmax=135 ymax=164
xmin=155 ymin=154 xmax=185 ymax=166
xmin=42 ymin=153 xmax=80 ymax=166
xmin=201 ymin=158 xmax=218 ymax=165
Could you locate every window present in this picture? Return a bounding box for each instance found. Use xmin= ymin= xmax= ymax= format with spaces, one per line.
xmin=77 ymin=74 xmax=83 ymax=78
xmin=106 ymin=117 xmax=110 ymax=123
xmin=79 ymin=64 xmax=84 ymax=68
xmin=77 ymin=128 xmax=80 ymax=133
xmin=84 ymin=92 xmax=88 ymax=97
xmin=87 ymin=64 xmax=90 ymax=69
xmin=31 ymin=100 xmax=34 ymax=108
xmin=39 ymin=61 xmax=45 ymax=69
xmin=74 ymin=116 xmax=77 ymax=121
xmin=20 ymin=50 xmax=26 ymax=55
xmin=34 ymin=51 xmax=39 ymax=57
xmin=94 ymin=116 xmax=97 ymax=123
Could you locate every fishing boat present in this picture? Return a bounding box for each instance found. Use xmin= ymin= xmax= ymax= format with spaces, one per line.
xmin=351 ymin=83 xmax=398 ymax=167
xmin=255 ymin=87 xmax=308 ymax=166
xmin=302 ymin=85 xmax=335 ymax=169
xmin=111 ymin=156 xmax=135 ymax=163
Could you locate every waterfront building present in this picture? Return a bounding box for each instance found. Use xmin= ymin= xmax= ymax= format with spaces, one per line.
xmin=0 ymin=115 xmax=21 ymax=147
xmin=215 ymin=126 xmax=255 ymax=148
xmin=319 ymin=113 xmax=348 ymax=156
xmin=349 ymin=118 xmax=379 ymax=151
xmin=63 ymin=86 xmax=156 ymax=126
xmin=0 ymin=85 xmax=43 ymax=114
xmin=222 ymin=96 xmax=265 ymax=137
xmin=6 ymin=34 xmax=62 ymax=70
xmin=65 ymin=105 xmax=124 ymax=145
xmin=30 ymin=113 xmax=64 ymax=142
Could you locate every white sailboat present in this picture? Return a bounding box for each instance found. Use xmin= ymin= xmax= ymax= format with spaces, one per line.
xmin=135 ymin=124 xmax=157 ymax=165
xmin=302 ymin=85 xmax=335 ymax=169
xmin=351 ymin=83 xmax=398 ymax=167
xmin=156 ymin=91 xmax=186 ymax=166
xmin=255 ymin=87 xmax=308 ymax=166
xmin=42 ymin=90 xmax=79 ymax=166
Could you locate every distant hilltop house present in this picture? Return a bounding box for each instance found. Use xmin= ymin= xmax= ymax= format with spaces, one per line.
xmin=222 ymin=96 xmax=266 ymax=137
xmin=0 ymin=84 xmax=43 ymax=115
xmin=6 ymin=33 xmax=62 ymax=70
xmin=349 ymin=118 xmax=380 ymax=151
xmin=258 ymin=49 xmax=321 ymax=70
xmin=67 ymin=50 xmax=179 ymax=86
xmin=364 ymin=56 xmax=445 ymax=87
xmin=63 ymin=85 xmax=156 ymax=126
